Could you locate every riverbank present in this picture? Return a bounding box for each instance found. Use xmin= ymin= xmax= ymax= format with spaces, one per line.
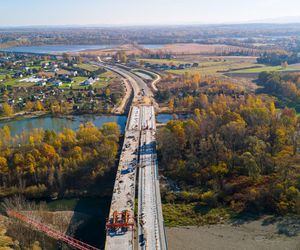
xmin=0 ymin=111 xmax=49 ymax=122
xmin=166 ymin=215 xmax=300 ymax=250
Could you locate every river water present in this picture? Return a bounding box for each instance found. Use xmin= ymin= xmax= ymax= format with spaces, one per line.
xmin=0 ymin=112 xmax=186 ymax=248
xmin=0 ymin=44 xmax=165 ymax=54
xmin=0 ymin=114 xmax=180 ymax=136
xmin=0 ymin=45 xmax=115 ymax=54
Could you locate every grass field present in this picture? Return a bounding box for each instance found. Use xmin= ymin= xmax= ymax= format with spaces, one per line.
xmin=139 ymin=56 xmax=300 ymax=76
xmin=137 ymin=58 xmax=187 ymax=65
xmin=163 ymin=202 xmax=231 ymax=227
xmin=77 ymin=63 xmax=99 ymax=72
xmin=139 ymin=57 xmax=259 ymax=75
xmin=3 ymin=78 xmax=20 ymax=86
xmin=62 ymin=72 xmax=112 ymax=90
xmin=231 ymin=65 xmax=299 ymax=73
xmin=168 ymin=60 xmax=257 ymax=75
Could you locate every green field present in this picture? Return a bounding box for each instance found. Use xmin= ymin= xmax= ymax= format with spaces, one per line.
xmin=77 ymin=63 xmax=99 ymax=72
xmin=168 ymin=60 xmax=257 ymax=75
xmin=61 ymin=74 xmax=111 ymax=90
xmin=138 ymin=58 xmax=187 ymax=65
xmin=139 ymin=57 xmax=300 ymax=76
xmin=231 ymin=65 xmax=300 ymax=73
xmin=163 ymin=202 xmax=231 ymax=227
xmin=1 ymin=78 xmax=27 ymax=87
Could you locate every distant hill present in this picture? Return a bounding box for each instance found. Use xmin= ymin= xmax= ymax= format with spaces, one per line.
xmin=251 ymin=16 xmax=300 ymax=24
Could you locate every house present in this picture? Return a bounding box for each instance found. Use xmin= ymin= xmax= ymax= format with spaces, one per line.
xmin=128 ymin=60 xmax=139 ymax=67
xmin=53 ymin=80 xmax=62 ymax=87
xmin=81 ymin=78 xmax=95 ymax=86
xmin=36 ymin=80 xmax=46 ymax=86
xmin=60 ymin=62 xmax=68 ymax=67
xmin=14 ymin=72 xmax=23 ymax=78
xmin=71 ymin=71 xmax=78 ymax=77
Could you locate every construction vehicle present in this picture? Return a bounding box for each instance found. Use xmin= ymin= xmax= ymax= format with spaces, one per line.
xmin=106 ymin=210 xmax=134 ymax=235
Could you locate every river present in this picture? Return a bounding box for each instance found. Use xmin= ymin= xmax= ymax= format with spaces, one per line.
xmin=0 ymin=114 xmax=183 ymax=136
xmin=0 ymin=112 xmax=188 ymax=248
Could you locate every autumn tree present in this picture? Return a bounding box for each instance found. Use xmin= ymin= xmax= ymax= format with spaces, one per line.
xmin=34 ymin=101 xmax=44 ymax=111
xmin=25 ymin=101 xmax=34 ymax=112
xmin=1 ymin=103 xmax=13 ymax=116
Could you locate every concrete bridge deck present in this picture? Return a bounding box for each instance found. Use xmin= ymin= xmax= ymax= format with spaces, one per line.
xmin=104 ymin=63 xmax=167 ymax=250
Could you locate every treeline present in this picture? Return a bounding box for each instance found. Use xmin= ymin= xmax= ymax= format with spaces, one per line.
xmin=157 ymin=94 xmax=300 ymax=214
xmin=0 ymin=122 xmax=120 ymax=199
xmin=257 ymin=52 xmax=300 ymax=66
xmin=257 ymin=71 xmax=300 ymax=112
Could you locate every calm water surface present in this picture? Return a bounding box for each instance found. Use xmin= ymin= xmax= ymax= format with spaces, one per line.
xmin=0 ymin=115 xmax=127 ymax=136
xmin=0 ymin=45 xmax=114 ymax=54
xmin=1 ymin=44 xmax=165 ymax=54
xmin=156 ymin=113 xmax=191 ymax=124
xmin=0 ymin=114 xmax=183 ymax=136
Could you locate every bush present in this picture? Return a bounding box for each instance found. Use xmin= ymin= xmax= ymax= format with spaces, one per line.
xmin=23 ymin=185 xmax=48 ymax=198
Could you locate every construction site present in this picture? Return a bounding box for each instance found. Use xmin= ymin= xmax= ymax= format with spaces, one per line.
xmin=3 ymin=62 xmax=167 ymax=250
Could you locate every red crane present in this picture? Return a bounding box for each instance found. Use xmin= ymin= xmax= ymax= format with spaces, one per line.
xmin=6 ymin=210 xmax=100 ymax=250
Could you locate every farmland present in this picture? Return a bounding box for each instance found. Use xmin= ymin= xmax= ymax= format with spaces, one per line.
xmin=139 ymin=56 xmax=259 ymax=75
xmin=230 ymin=65 xmax=300 ymax=73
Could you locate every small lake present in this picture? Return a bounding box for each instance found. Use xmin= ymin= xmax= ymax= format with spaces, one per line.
xmin=0 ymin=45 xmax=114 ymax=54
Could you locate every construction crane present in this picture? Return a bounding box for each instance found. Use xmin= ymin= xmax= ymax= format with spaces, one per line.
xmin=6 ymin=210 xmax=100 ymax=250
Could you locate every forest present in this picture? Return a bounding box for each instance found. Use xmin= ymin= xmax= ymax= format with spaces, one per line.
xmin=257 ymin=52 xmax=300 ymax=66
xmin=257 ymin=71 xmax=300 ymax=112
xmin=157 ymin=94 xmax=300 ymax=216
xmin=155 ymin=72 xmax=245 ymax=112
xmin=0 ymin=122 xmax=120 ymax=199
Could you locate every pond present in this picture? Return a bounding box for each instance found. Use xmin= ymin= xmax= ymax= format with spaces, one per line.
xmin=0 ymin=45 xmax=115 ymax=54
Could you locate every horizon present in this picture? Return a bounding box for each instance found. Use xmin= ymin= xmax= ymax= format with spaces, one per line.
xmin=1 ymin=17 xmax=300 ymax=29
xmin=1 ymin=0 xmax=300 ymax=26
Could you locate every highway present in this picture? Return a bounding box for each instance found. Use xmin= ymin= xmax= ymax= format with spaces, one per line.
xmin=103 ymin=62 xmax=167 ymax=250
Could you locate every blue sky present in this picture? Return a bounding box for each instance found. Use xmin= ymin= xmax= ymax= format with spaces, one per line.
xmin=1 ymin=0 xmax=300 ymax=26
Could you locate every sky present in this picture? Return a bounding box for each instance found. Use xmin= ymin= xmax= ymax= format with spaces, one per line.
xmin=1 ymin=0 xmax=300 ymax=26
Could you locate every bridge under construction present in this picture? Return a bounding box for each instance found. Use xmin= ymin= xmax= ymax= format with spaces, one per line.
xmin=104 ymin=63 xmax=167 ymax=250
xmin=6 ymin=63 xmax=167 ymax=250
xmin=105 ymin=104 xmax=167 ymax=250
